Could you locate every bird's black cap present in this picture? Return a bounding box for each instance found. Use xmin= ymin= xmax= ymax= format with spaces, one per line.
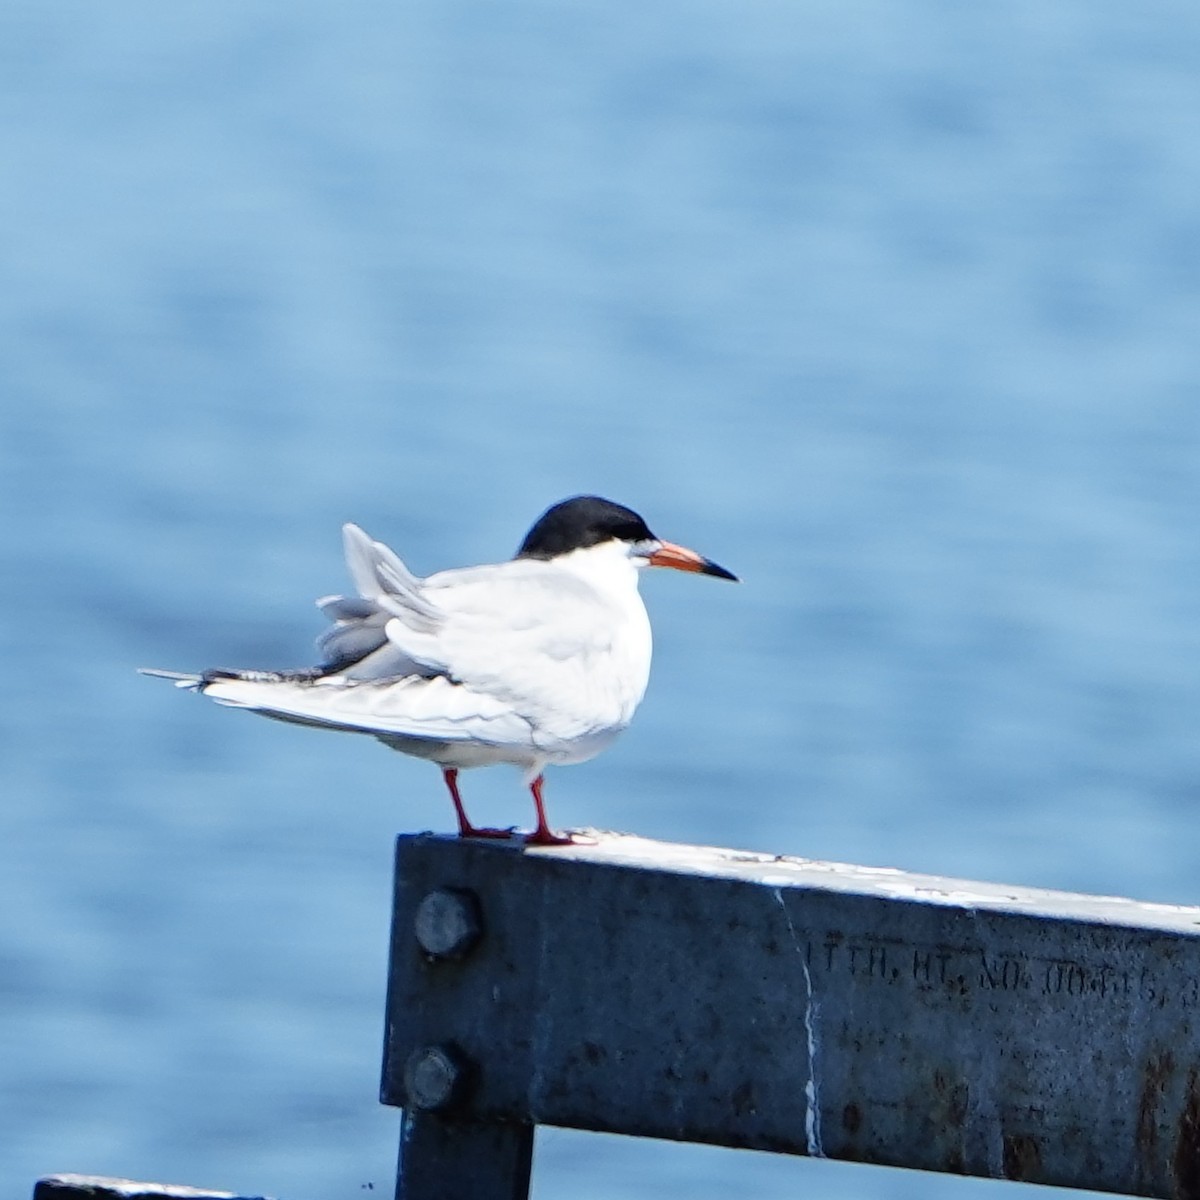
xmin=517 ymin=496 xmax=656 ymax=560
xmin=516 ymin=495 xmax=738 ymax=581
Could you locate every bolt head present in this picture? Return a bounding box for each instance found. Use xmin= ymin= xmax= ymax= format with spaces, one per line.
xmin=404 ymin=1044 xmax=469 ymax=1112
xmin=414 ymin=888 xmax=481 ymax=959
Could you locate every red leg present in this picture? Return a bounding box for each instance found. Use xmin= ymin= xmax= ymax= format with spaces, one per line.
xmin=523 ymin=775 xmax=575 ymax=846
xmin=441 ymin=769 xmax=514 ymax=840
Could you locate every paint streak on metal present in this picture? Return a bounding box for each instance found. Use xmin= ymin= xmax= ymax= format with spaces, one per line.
xmin=1136 ymin=1049 xmax=1175 ymax=1189
xmin=774 ymin=887 xmax=824 ymax=1157
xmin=1173 ymin=1067 xmax=1200 ymax=1200
xmin=1002 ymin=1132 xmax=1042 ymax=1182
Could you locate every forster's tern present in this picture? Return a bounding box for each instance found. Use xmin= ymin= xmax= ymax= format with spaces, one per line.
xmin=143 ymin=495 xmax=737 ymax=844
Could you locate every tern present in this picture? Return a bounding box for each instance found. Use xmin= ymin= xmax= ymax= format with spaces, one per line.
xmin=143 ymin=495 xmax=737 ymax=844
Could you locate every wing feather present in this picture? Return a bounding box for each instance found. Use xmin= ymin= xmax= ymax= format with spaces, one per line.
xmin=341 ymin=524 xmax=441 ymax=631
xmin=198 ymin=673 xmax=534 ymax=746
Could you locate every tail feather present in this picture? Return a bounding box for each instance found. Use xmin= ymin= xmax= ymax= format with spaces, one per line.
xmin=200 ymin=666 xmax=327 ymax=685
xmin=138 ymin=667 xmax=203 ymax=691
xmin=141 ymin=525 xmax=443 ymax=704
xmin=139 ymin=665 xmax=329 ymax=692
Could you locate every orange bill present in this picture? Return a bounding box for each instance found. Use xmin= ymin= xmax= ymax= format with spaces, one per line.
xmin=648 ymin=541 xmax=738 ymax=581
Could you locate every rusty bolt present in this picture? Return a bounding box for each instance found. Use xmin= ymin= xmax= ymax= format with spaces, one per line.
xmin=414 ymin=888 xmax=482 ymax=959
xmin=403 ymin=1044 xmax=470 ymax=1112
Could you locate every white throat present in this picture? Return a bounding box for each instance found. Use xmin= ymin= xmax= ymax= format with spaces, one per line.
xmin=549 ymin=539 xmax=645 ymax=597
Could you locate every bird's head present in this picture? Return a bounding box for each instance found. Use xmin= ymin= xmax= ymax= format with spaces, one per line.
xmin=517 ymin=495 xmax=738 ymax=581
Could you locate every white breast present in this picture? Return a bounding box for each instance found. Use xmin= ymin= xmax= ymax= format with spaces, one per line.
xmin=419 ymin=539 xmax=654 ymax=766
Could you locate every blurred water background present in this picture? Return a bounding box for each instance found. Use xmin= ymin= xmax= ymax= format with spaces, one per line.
xmin=3 ymin=0 xmax=1200 ymax=1197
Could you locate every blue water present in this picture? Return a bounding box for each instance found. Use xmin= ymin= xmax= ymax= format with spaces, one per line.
xmin=4 ymin=1 xmax=1200 ymax=1197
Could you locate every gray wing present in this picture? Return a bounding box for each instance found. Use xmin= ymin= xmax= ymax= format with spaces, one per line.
xmin=316 ymin=524 xmax=446 ymax=678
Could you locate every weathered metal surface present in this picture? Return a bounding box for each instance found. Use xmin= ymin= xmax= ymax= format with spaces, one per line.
xmin=395 ymin=1111 xmax=533 ymax=1200
xmin=34 ymin=1177 xmax=270 ymax=1200
xmin=382 ymin=833 xmax=1200 ymax=1198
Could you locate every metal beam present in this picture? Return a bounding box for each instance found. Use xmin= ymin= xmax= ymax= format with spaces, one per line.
xmin=33 ymin=1177 xmax=271 ymax=1200
xmin=395 ymin=1112 xmax=533 ymax=1200
xmin=382 ymin=832 xmax=1200 ymax=1199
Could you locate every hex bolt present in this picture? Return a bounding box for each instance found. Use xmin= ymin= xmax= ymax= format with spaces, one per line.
xmin=414 ymin=888 xmax=482 ymax=959
xmin=403 ymin=1044 xmax=471 ymax=1112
